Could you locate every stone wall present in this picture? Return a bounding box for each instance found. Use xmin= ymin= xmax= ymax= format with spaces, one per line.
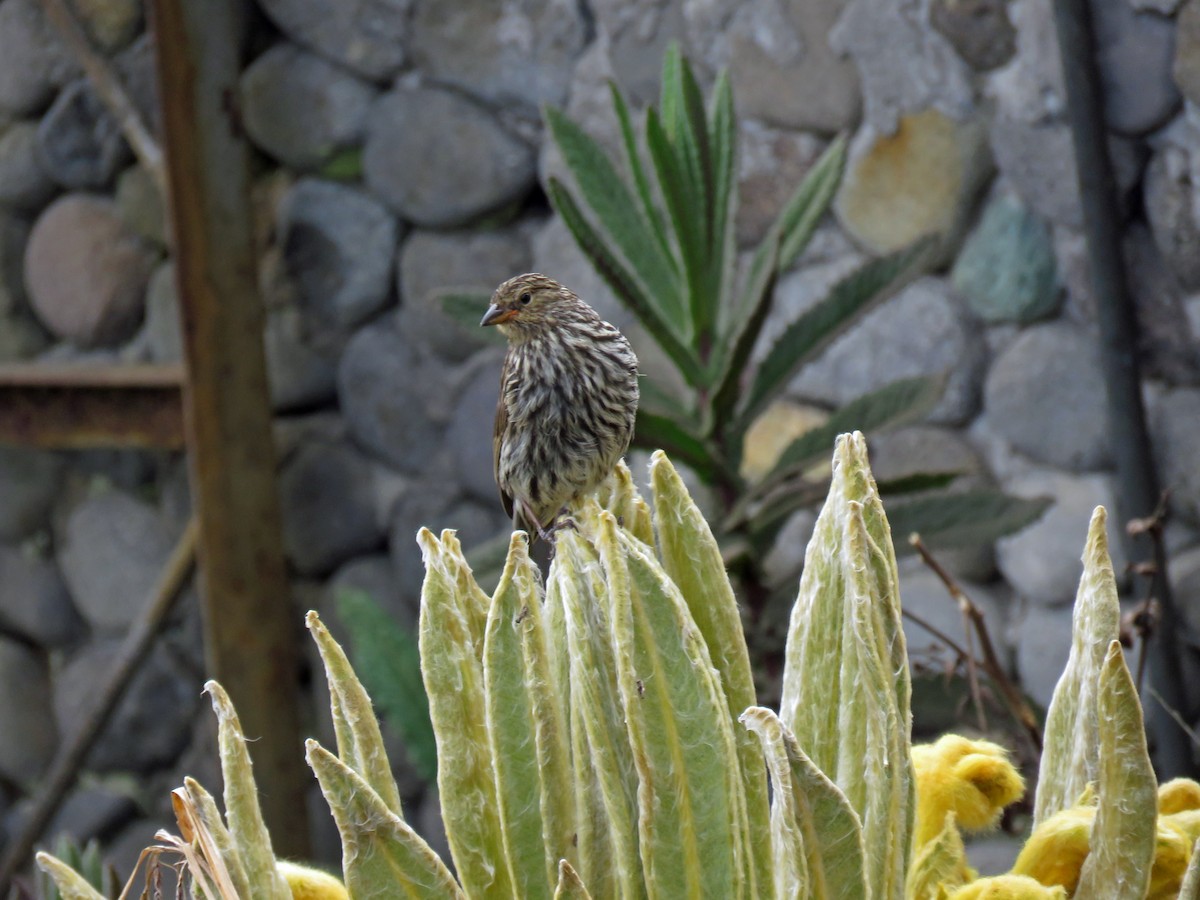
xmin=1 ymin=0 xmax=1199 ymax=879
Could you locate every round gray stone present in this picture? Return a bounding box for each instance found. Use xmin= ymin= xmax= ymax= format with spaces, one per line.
xmin=1150 ymin=387 xmax=1200 ymax=526
xmin=1013 ymin=601 xmax=1076 ymax=710
xmin=36 ymin=79 xmax=130 ymax=190
xmin=337 ymin=318 xmax=446 ymax=474
xmin=256 ymin=0 xmax=409 ymax=80
xmin=930 ymin=0 xmax=1016 ymax=71
xmin=952 ymin=193 xmax=1060 ymax=324
xmin=408 ymin=0 xmax=587 ymax=110
xmin=1170 ymin=543 xmax=1200 ymax=635
xmin=0 ymin=446 xmax=63 ymax=541
xmin=789 ymin=276 xmax=988 ymax=425
xmin=264 ymin=306 xmax=338 ymax=412
xmin=448 ymin=352 xmax=505 ymax=505
xmin=0 ymin=121 xmax=57 ymax=211
xmin=0 ymin=0 xmax=78 ymax=117
xmin=115 ymin=165 xmax=166 ymax=249
xmin=241 ymin=44 xmax=378 ymax=170
xmin=140 ymin=261 xmax=182 ymax=362
xmin=1144 ymin=136 xmax=1200 ymax=292
xmin=25 ymin=194 xmax=158 ymax=347
xmin=686 ymin=0 xmax=861 ymax=132
xmin=983 ymin=321 xmax=1112 ymax=471
xmin=278 ymin=178 xmax=398 ymax=329
xmin=397 ymin=226 xmax=530 ymax=362
xmin=994 ymin=468 xmax=1126 ymax=605
xmin=0 ymin=544 xmax=82 ymax=647
xmin=364 ymin=86 xmax=536 ymax=228
xmin=58 ymin=488 xmax=178 ymax=633
xmin=279 ymin=439 xmax=385 ymax=577
xmin=1090 ymin=0 xmax=1180 ymax=136
xmin=329 ymin=553 xmax=415 ymax=634
xmin=53 ymin=639 xmax=196 ymax=773
xmin=0 ymin=636 xmax=56 ymax=781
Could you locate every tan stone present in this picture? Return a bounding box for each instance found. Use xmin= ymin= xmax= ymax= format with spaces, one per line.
xmin=834 ymin=108 xmax=992 ymax=258
xmin=740 ymin=399 xmax=830 ymax=481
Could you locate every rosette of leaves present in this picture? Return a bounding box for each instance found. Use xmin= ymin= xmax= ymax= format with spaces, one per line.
xmin=442 ymin=45 xmax=1046 ymax=594
xmin=36 ymin=441 xmax=1194 ymax=898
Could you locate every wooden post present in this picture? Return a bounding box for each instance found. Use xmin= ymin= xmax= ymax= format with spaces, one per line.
xmin=149 ymin=0 xmax=312 ymax=853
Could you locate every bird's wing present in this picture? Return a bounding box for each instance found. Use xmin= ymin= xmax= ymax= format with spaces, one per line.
xmin=493 ymin=353 xmax=514 ymax=522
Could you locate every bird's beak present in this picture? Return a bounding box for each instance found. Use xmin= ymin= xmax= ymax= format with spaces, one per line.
xmin=480 ymin=304 xmax=517 ymax=327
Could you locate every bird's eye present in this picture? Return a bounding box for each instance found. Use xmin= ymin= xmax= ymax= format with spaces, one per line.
xmin=519 ymin=292 xmax=532 ymax=305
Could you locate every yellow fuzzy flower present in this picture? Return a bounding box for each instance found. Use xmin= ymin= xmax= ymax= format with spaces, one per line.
xmin=946 ymin=874 xmax=1067 ymax=899
xmin=277 ymin=860 xmax=349 ymax=900
xmin=1012 ymin=803 xmax=1194 ymax=899
xmin=1159 ymin=778 xmax=1200 ymax=815
xmin=912 ymin=735 xmax=1026 ymax=849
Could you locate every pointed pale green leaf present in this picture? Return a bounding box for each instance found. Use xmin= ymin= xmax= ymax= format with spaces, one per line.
xmin=779 ymin=433 xmax=913 ymax=900
xmin=554 ymin=528 xmax=644 ymax=900
xmin=484 ymin=533 xmax=575 ymax=900
xmin=710 ymin=234 xmax=780 ymax=429
xmin=1033 ymin=508 xmax=1121 ymax=825
xmin=34 ymin=854 xmax=106 ymax=900
xmin=742 ymin=707 xmax=867 ymax=900
xmin=887 ymin=490 xmax=1052 ymax=551
xmin=1074 ymin=641 xmax=1157 ymax=900
xmin=596 ymin=459 xmax=656 ymax=547
xmin=545 ymin=105 xmax=682 ymax=324
xmin=708 ymin=71 xmax=736 ymax=265
xmin=596 ymin=510 xmax=744 ymax=899
xmin=1180 ymin=841 xmax=1200 ymax=900
xmin=633 ymin=410 xmax=716 ymax=482
xmin=555 ymin=861 xmax=595 ymax=900
xmin=547 ymin=177 xmax=705 ymax=387
xmin=610 ymin=82 xmax=674 ymax=267
xmin=739 ymin=240 xmax=931 ymax=427
xmin=758 ymin=376 xmax=946 ymax=491
xmin=204 ymin=680 xmax=292 ymax=900
xmin=185 ymin=776 xmax=251 ymax=900
xmin=644 ymin=107 xmax=707 ymax=340
xmin=650 ymin=451 xmax=772 ymax=896
xmin=437 ymin=292 xmax=507 ymax=345
xmin=777 ymin=135 xmax=848 ymax=270
xmin=306 ymin=610 xmax=403 ymax=817
xmin=904 ymin=813 xmax=970 ymax=900
xmin=336 ymin=588 xmax=437 ymax=783
xmin=417 ymin=528 xmax=515 ymax=899
xmin=307 ymin=741 xmax=464 ymax=899
xmin=671 ymin=54 xmax=717 ymax=336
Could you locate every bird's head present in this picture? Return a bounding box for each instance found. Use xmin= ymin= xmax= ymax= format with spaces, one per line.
xmin=480 ymin=273 xmax=583 ymax=338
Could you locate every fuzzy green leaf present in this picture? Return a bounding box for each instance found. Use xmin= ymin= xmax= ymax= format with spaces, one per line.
xmin=34 ymin=854 xmax=106 ymax=900
xmin=886 ymin=490 xmax=1052 ymax=552
xmin=334 ymin=589 xmax=438 ymax=783
xmin=739 ymin=240 xmax=931 ymax=427
xmin=545 ymin=105 xmax=683 ymax=326
xmin=779 ymin=433 xmax=913 ymax=900
xmin=594 ymin=509 xmax=744 ymax=899
xmin=307 ymin=741 xmax=464 ymax=899
xmin=553 ymin=528 xmax=643 ymax=898
xmin=1034 ymin=508 xmax=1122 ymax=825
xmin=708 ymin=71 xmax=737 ymax=269
xmin=1073 ymin=641 xmax=1157 ymax=899
xmin=204 ymin=681 xmax=292 ymax=900
xmin=554 ymin=861 xmax=594 ymax=900
xmin=1181 ymin=842 xmax=1200 ymax=900
xmin=904 ymin=813 xmax=970 ymax=900
xmin=417 ymin=529 xmax=515 ymax=898
xmin=307 ymin=609 xmax=404 ymax=816
xmin=651 ymin=453 xmax=772 ymax=896
xmin=547 ymin=177 xmax=705 ymax=387
xmin=484 ymin=534 xmax=575 ymax=900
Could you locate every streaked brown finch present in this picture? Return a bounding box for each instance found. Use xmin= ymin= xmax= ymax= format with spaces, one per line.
xmin=481 ymin=273 xmax=639 ymax=541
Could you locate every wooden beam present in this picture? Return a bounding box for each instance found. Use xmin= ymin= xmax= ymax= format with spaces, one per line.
xmin=149 ymin=0 xmax=312 ymax=855
xmin=0 ymin=364 xmax=184 ymax=448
